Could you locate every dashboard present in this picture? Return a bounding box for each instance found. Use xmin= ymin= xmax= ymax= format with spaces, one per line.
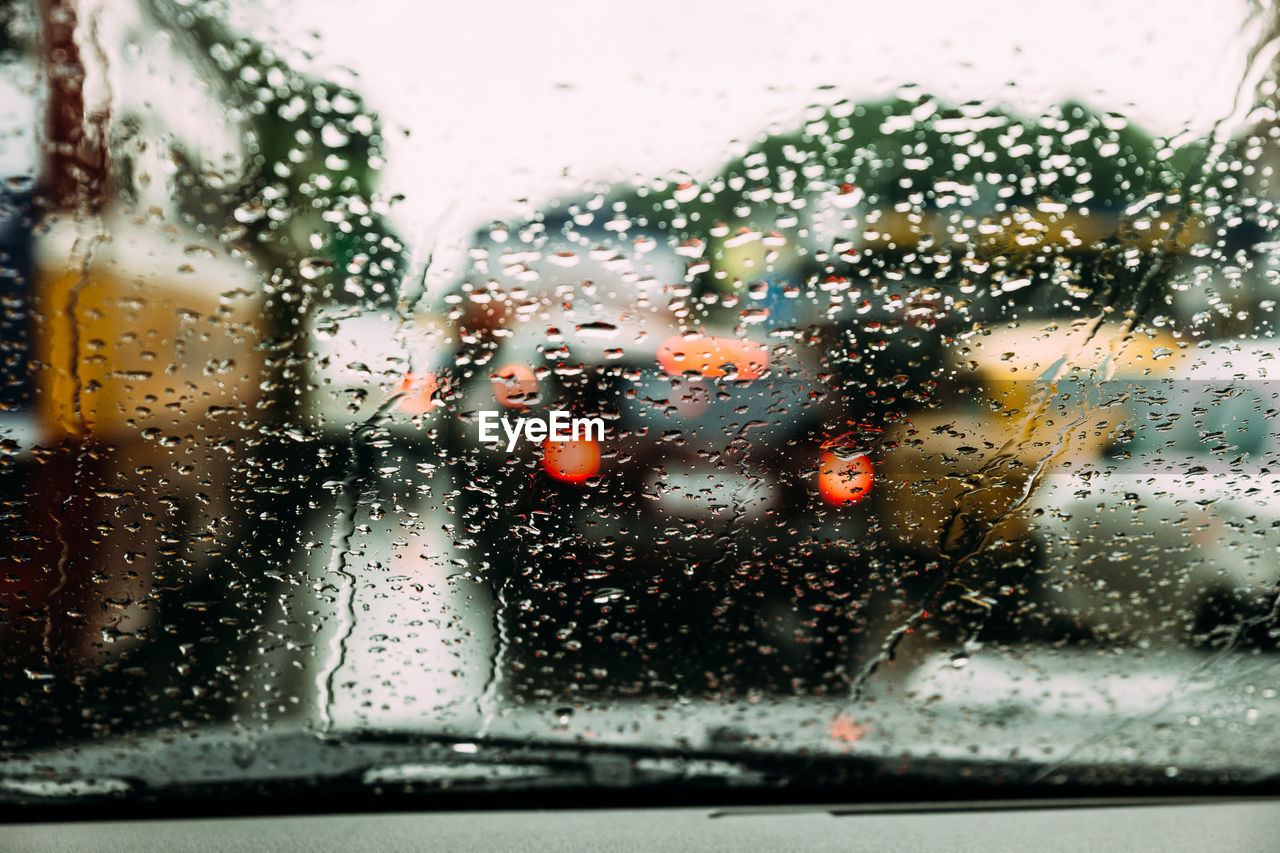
xmin=4 ymin=798 xmax=1279 ymax=852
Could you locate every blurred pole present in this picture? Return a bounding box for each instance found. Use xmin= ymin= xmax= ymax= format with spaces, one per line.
xmin=29 ymin=0 xmax=107 ymax=672
xmin=38 ymin=0 xmax=106 ymax=217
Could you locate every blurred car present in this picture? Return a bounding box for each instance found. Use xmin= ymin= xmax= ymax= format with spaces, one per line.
xmin=422 ymin=218 xmax=878 ymax=699
xmin=1028 ymin=340 xmax=1280 ymax=646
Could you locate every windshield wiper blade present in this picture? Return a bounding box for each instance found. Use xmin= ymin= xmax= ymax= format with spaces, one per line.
xmin=362 ymin=753 xmax=768 ymax=791
xmin=0 ymin=728 xmax=782 ymax=810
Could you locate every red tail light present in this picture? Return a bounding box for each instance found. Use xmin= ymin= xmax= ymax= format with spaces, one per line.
xmin=395 ymin=371 xmax=442 ymax=415
xmin=818 ymin=451 xmax=873 ymax=506
xmin=656 ymin=335 xmax=768 ymax=379
xmin=491 ymin=363 xmax=539 ymax=409
xmin=543 ymin=438 xmax=600 ymax=484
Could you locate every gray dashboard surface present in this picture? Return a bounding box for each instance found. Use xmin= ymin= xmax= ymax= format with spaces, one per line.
xmin=3 ymin=800 xmax=1279 ymax=852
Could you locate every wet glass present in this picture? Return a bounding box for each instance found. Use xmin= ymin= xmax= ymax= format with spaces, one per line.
xmin=3 ymin=0 xmax=1280 ymax=805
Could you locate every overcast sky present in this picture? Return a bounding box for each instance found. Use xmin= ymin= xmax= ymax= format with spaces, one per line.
xmin=228 ymin=0 xmax=1263 ymax=273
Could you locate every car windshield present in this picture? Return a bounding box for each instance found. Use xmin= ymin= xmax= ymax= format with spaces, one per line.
xmin=4 ymin=0 xmax=1280 ymax=810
